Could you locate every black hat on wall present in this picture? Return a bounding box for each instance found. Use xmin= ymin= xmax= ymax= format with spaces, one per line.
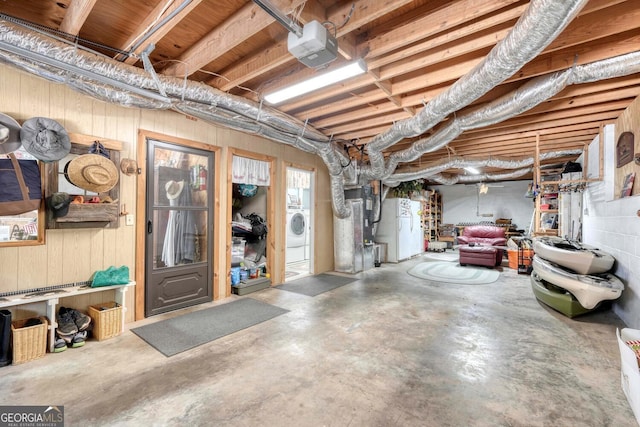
xmin=46 ymin=192 xmax=72 ymax=218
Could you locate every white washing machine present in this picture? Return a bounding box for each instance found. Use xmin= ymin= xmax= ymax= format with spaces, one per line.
xmin=286 ymin=209 xmax=307 ymax=263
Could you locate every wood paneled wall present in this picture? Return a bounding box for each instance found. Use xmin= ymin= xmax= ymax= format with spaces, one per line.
xmin=0 ymin=64 xmax=334 ymax=321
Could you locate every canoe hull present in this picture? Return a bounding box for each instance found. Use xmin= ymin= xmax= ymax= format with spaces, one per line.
xmin=532 ymin=255 xmax=623 ymax=309
xmin=530 ymin=272 xmax=601 ymax=318
xmin=533 ymin=237 xmax=614 ymax=275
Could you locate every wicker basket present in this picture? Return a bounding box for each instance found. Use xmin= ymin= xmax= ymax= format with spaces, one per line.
xmin=88 ymin=302 xmax=122 ymax=341
xmin=11 ymin=316 xmax=48 ymax=364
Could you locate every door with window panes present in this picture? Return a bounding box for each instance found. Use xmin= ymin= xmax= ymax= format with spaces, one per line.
xmin=145 ymin=139 xmax=213 ymax=317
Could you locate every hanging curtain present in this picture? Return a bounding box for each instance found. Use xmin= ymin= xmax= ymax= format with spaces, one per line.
xmin=287 ymin=169 xmax=310 ymax=189
xmin=232 ymin=156 xmax=270 ymax=186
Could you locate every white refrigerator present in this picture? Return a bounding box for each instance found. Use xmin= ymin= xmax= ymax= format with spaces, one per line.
xmin=375 ymin=198 xmax=423 ymax=262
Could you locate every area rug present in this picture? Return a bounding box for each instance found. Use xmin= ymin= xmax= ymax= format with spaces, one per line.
xmin=407 ymin=261 xmax=500 ymax=285
xmin=131 ymin=298 xmax=289 ymax=357
xmin=276 ymin=273 xmax=357 ymax=297
xmin=423 ymin=250 xmax=459 ymax=262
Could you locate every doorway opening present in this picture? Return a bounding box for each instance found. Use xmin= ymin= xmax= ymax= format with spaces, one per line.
xmin=285 ymin=167 xmax=313 ymax=281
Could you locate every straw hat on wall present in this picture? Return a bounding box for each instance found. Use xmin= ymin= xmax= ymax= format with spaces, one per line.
xmin=65 ymin=154 xmax=119 ymax=193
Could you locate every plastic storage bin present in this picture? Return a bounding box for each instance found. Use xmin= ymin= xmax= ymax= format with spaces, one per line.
xmin=617 ymin=328 xmax=640 ymax=425
xmin=231 ymin=239 xmax=245 ymax=265
xmin=508 ymin=249 xmax=533 ymax=269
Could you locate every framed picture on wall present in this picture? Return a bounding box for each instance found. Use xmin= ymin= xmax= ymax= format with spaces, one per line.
xmin=621 ymin=172 xmax=635 ymax=198
xmin=616 ymin=132 xmax=634 ymax=168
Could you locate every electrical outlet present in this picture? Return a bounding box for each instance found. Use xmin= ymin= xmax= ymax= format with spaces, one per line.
xmin=125 ymin=214 xmax=134 ymax=226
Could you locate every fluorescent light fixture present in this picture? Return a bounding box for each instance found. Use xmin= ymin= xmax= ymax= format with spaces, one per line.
xmin=264 ymin=59 xmax=367 ymax=104
xmin=465 ymin=166 xmax=480 ymax=174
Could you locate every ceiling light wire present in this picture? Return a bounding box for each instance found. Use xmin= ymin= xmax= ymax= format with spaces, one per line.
xmin=336 ymin=3 xmax=356 ymax=31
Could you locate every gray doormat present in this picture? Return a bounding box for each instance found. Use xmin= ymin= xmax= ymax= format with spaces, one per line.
xmin=276 ymin=273 xmax=356 ymax=297
xmin=131 ymin=298 xmax=288 ymax=357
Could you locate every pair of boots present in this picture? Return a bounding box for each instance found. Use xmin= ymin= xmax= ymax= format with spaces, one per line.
xmin=55 ymin=307 xmax=91 ymax=352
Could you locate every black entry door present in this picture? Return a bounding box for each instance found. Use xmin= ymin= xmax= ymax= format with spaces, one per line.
xmin=145 ymin=139 xmax=214 ymax=317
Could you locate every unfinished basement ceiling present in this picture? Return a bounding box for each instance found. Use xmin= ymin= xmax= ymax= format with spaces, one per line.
xmin=1 ymin=0 xmax=639 ymax=182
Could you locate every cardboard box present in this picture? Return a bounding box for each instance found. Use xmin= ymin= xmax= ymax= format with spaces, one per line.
xmin=617 ymin=328 xmax=640 ymax=425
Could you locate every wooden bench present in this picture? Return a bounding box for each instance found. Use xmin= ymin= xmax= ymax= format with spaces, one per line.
xmin=0 ymin=282 xmax=135 ymax=352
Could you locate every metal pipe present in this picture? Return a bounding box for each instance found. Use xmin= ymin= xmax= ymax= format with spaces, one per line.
xmin=252 ymin=0 xmax=303 ymax=37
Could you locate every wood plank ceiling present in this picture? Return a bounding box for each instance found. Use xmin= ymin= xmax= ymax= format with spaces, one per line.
xmin=1 ymin=0 xmax=639 ymax=183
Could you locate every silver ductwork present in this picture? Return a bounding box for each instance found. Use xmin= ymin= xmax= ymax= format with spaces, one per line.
xmin=383 ymin=150 xmax=582 ymax=185
xmin=0 ymin=1 xmax=636 ymax=222
xmin=427 ymin=168 xmax=532 ymax=186
xmin=361 ymin=0 xmax=589 ymax=178
xmin=384 ymin=51 xmax=640 ymax=173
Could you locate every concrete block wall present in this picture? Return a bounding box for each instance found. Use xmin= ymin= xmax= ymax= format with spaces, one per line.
xmin=583 ymin=125 xmax=640 ymax=329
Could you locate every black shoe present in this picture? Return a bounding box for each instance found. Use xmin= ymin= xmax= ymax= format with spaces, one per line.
xmin=66 ymin=308 xmax=91 ymax=332
xmin=56 ymin=307 xmax=78 ymax=338
xmin=23 ymin=318 xmax=42 ymax=327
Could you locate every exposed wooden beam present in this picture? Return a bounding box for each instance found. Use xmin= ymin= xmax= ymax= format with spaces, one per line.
xmin=314 ymin=76 xmax=640 ymax=131
xmin=451 ymin=126 xmax=602 ymax=147
xmin=280 ymin=3 xmax=640 ymax=114
xmin=461 ymin=97 xmax=636 ymax=136
xmin=58 ymin=0 xmax=97 ymax=35
xmin=117 ymin=0 xmax=203 ymax=65
xmin=458 ymin=112 xmax=622 ymax=141
xmin=162 ymin=0 xmax=307 ymax=77
xmin=367 ymin=2 xmax=527 ymax=70
xmin=364 ymin=0 xmax=521 ymax=59
xmin=209 ymin=0 xmax=413 ymax=91
xmin=378 ymin=26 xmax=513 ymax=82
xmin=265 ymin=0 xmax=528 ymax=109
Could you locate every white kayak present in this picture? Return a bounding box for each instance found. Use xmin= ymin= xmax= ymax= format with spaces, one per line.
xmin=533 ymin=236 xmax=614 ymax=275
xmin=531 ymin=255 xmax=623 ymax=309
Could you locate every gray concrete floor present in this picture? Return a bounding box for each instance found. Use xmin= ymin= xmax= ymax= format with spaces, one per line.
xmin=1 ymin=255 xmax=636 ymax=426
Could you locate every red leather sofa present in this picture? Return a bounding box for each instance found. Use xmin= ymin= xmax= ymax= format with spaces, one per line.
xmin=457 ymin=225 xmax=507 ymax=247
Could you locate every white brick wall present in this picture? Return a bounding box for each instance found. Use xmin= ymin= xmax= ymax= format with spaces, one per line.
xmin=583 ymin=125 xmax=640 ymax=328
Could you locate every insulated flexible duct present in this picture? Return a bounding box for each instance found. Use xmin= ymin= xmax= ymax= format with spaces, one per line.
xmin=362 ymin=0 xmax=588 ymax=179
xmin=0 ymin=0 xmax=617 ymax=220
xmin=383 ymin=149 xmax=582 ymax=185
xmin=384 ymin=51 xmax=640 ymax=174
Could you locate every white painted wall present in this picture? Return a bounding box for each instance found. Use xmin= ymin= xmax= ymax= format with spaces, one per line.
xmin=582 ymin=124 xmax=640 ymax=329
xmin=433 ymin=181 xmax=534 ymax=232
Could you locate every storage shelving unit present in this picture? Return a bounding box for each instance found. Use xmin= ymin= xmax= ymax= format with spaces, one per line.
xmin=534 ymin=169 xmax=561 ymax=236
xmin=421 ymin=190 xmax=442 ymax=242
